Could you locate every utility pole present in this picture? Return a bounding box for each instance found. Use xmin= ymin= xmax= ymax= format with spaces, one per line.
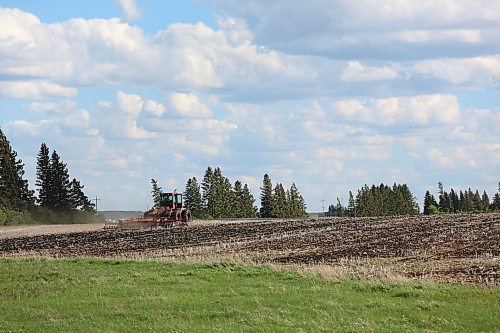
xmin=321 ymin=199 xmax=325 ymax=217
xmin=94 ymin=196 xmax=101 ymax=214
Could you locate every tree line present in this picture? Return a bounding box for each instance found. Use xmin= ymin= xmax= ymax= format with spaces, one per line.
xmin=329 ymin=181 xmax=500 ymax=217
xmin=0 ymin=127 xmax=97 ymax=225
xmin=178 ymin=167 xmax=307 ymax=219
xmin=328 ymin=183 xmax=420 ymax=217
xmin=423 ymin=182 xmax=500 ymax=214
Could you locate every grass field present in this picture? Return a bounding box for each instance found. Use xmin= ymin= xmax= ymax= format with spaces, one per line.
xmin=0 ymin=258 xmax=499 ymax=332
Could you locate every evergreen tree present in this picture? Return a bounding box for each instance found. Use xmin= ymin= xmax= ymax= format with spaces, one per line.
xmin=289 ymin=183 xmax=307 ymax=217
xmin=36 ymin=143 xmax=51 ymax=207
xmin=49 ymin=150 xmax=71 ymax=211
xmin=481 ymin=190 xmax=490 ymax=212
xmin=472 ymin=189 xmax=482 ymax=212
xmin=491 ymin=182 xmax=500 ymax=211
xmin=273 ymin=183 xmax=287 ymax=218
xmin=260 ymin=174 xmax=273 ymax=218
xmin=220 ymin=175 xmax=233 ymax=217
xmin=336 ymin=197 xmax=345 ymax=217
xmin=184 ymin=177 xmax=202 ymax=217
xmin=437 ymin=181 xmax=448 ymax=213
xmin=450 ymin=188 xmax=460 ymax=213
xmin=201 ymin=167 xmax=214 ymax=217
xmin=231 ymin=180 xmax=244 ymax=218
xmin=241 ymin=183 xmax=257 ymax=217
xmin=353 ymin=183 xmax=418 ymax=217
xmin=423 ymin=190 xmax=438 ymax=215
xmin=69 ymin=178 xmax=94 ymax=212
xmin=459 ymin=190 xmax=465 ymax=211
xmin=151 ymin=178 xmax=162 ymax=208
xmin=0 ymin=128 xmax=34 ymax=210
xmin=347 ymin=191 xmax=356 ymax=217
xmin=210 ymin=167 xmax=227 ymax=218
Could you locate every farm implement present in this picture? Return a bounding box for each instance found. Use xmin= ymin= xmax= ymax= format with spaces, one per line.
xmin=104 ymin=191 xmax=192 ymax=229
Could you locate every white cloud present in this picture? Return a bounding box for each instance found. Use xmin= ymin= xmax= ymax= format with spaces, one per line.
xmin=3 ymin=119 xmax=52 ymax=137
xmin=117 ymin=0 xmax=142 ymax=21
xmin=341 ymin=61 xmax=399 ymax=81
xmin=116 ymin=91 xmax=143 ymax=115
xmin=413 ymin=55 xmax=500 ymax=87
xmin=0 ymin=81 xmax=76 ymax=99
xmin=97 ymin=91 xmax=152 ymax=140
xmin=143 ymin=100 xmax=166 ymax=116
xmin=210 ymin=0 xmax=500 ymax=60
xmin=28 ymin=100 xmax=78 ymax=113
xmin=169 ymin=92 xmax=213 ymax=118
xmin=333 ymin=94 xmax=460 ymax=126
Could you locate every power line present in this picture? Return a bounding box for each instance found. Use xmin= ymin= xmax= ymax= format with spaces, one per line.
xmin=93 ymin=196 xmax=101 ymax=214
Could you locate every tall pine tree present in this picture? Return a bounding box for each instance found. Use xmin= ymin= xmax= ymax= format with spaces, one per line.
xmin=150 ymin=178 xmax=162 ymax=208
xmin=260 ymin=174 xmax=273 ymax=218
xmin=184 ymin=177 xmax=202 ymax=217
xmin=0 ymin=128 xmax=33 ymax=210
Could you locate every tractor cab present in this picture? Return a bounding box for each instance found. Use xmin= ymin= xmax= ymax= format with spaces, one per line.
xmin=160 ymin=192 xmax=183 ymax=209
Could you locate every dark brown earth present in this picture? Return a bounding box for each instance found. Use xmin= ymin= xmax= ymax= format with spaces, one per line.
xmin=1 ymin=214 xmax=499 ymax=285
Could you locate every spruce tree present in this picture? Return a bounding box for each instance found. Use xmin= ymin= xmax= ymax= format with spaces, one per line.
xmin=184 ymin=177 xmax=202 ymax=217
xmin=481 ymin=190 xmax=489 ymax=212
xmin=0 ymin=128 xmax=33 ymax=210
xmin=69 ymin=178 xmax=93 ymax=211
xmin=450 ymin=189 xmax=460 ymax=213
xmin=36 ymin=143 xmax=51 ymax=207
xmin=231 ymin=180 xmax=244 ymax=218
xmin=220 ymin=175 xmax=233 ymax=218
xmin=151 ymin=178 xmax=162 ymax=208
xmin=49 ymin=150 xmax=71 ymax=211
xmin=437 ymin=182 xmax=449 ymax=213
xmin=273 ymin=183 xmax=287 ymax=218
xmin=201 ymin=167 xmax=214 ymax=217
xmin=347 ymin=191 xmax=356 ymax=217
xmin=336 ymin=197 xmax=344 ymax=217
xmin=242 ymin=184 xmax=257 ymax=217
xmin=491 ymin=182 xmax=500 ymax=211
xmin=423 ymin=190 xmax=438 ymax=215
xmin=260 ymin=174 xmax=273 ymax=218
xmin=289 ymin=183 xmax=307 ymax=217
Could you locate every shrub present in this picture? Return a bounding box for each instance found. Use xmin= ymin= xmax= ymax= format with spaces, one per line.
xmin=0 ymin=208 xmax=34 ymax=226
xmin=28 ymin=206 xmax=105 ymax=224
xmin=428 ymin=204 xmax=439 ymax=215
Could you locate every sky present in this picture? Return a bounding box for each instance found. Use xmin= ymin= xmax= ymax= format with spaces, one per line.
xmin=0 ymin=0 xmax=499 ymax=212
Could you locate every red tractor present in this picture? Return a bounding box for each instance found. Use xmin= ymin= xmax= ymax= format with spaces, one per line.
xmin=152 ymin=191 xmax=192 ymax=227
xmin=105 ymin=191 xmax=192 ymax=229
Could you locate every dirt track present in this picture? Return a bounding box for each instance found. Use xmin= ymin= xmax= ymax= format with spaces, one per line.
xmin=1 ymin=214 xmax=499 ymax=285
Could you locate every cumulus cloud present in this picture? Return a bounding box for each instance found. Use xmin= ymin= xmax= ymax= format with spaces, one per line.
xmin=412 ymin=55 xmax=500 ymax=87
xmin=341 ymin=61 xmax=399 ymax=81
xmin=143 ymin=100 xmax=166 ymax=116
xmin=333 ymin=94 xmax=460 ymax=126
xmin=3 ymin=119 xmax=52 ymax=137
xmin=169 ymin=92 xmax=213 ymax=118
xmin=117 ymin=0 xmax=142 ymax=21
xmin=210 ymin=0 xmax=500 ymax=60
xmin=0 ymin=8 xmax=318 ymax=101
xmin=0 ymin=81 xmax=77 ymax=99
xmin=98 ymin=91 xmax=153 ymax=140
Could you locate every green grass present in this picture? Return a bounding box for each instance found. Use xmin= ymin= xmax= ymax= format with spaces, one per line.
xmin=0 ymin=259 xmax=499 ymax=332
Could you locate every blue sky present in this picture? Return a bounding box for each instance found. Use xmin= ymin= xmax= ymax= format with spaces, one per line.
xmin=0 ymin=0 xmax=499 ymax=211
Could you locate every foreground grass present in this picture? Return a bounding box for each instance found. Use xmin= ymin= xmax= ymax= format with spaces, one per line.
xmin=0 ymin=259 xmax=499 ymax=332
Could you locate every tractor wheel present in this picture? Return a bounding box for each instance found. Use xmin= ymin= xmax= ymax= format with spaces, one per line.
xmin=175 ymin=211 xmax=182 ymax=222
xmin=182 ymin=210 xmax=192 ymax=225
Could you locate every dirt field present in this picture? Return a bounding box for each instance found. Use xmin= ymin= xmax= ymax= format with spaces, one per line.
xmin=1 ymin=214 xmax=499 ymax=285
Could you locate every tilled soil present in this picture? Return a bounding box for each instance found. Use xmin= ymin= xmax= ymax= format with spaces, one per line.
xmin=1 ymin=214 xmax=499 ymax=285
